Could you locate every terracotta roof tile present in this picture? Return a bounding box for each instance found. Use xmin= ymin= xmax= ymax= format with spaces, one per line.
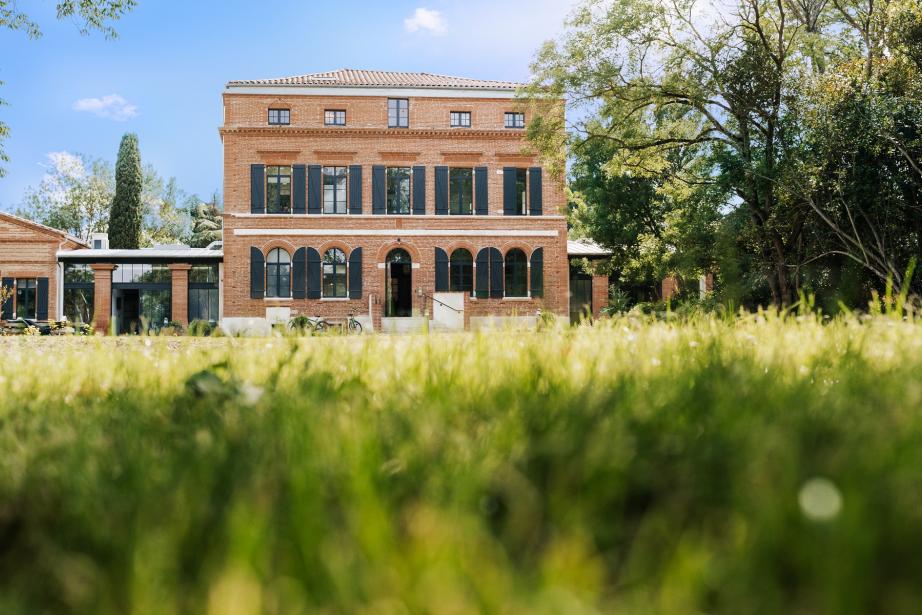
xmin=227 ymin=69 xmax=524 ymax=90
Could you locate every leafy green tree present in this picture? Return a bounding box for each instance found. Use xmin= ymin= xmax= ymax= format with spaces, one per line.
xmin=107 ymin=133 xmax=142 ymax=249
xmin=15 ymin=152 xmax=113 ymax=243
xmin=0 ymin=1 xmax=137 ymax=176
xmin=189 ymin=196 xmax=223 ymax=248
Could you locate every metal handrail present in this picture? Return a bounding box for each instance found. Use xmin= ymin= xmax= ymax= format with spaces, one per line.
xmin=418 ymin=289 xmax=463 ymax=314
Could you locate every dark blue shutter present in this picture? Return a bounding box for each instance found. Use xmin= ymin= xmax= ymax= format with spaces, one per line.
xmin=529 ymin=167 xmax=543 ymax=216
xmin=308 ymin=165 xmax=322 ymax=214
xmin=349 ymin=165 xmax=363 ymax=214
xmin=475 ymin=166 xmax=488 ymax=215
xmin=250 ymin=164 xmax=265 ymax=214
xmin=412 ymin=166 xmax=426 ymax=215
xmin=292 ymin=247 xmax=307 ymax=299
xmin=490 ymin=247 xmax=504 ymax=298
xmin=372 ymin=165 xmax=386 ymax=214
xmin=36 ymin=277 xmax=49 ymax=320
xmin=0 ymin=278 xmax=12 ymax=320
xmin=349 ymin=247 xmax=363 ymax=299
xmin=503 ymin=167 xmax=516 ymax=215
xmin=435 ymin=247 xmax=449 ymax=292
xmin=250 ymin=247 xmax=264 ymax=298
xmin=435 ymin=166 xmax=449 ymax=215
xmin=530 ymin=248 xmax=544 ymax=298
xmin=306 ymin=247 xmax=321 ymax=299
xmin=475 ymin=249 xmax=489 ymax=298
xmin=292 ymin=165 xmax=306 ymax=214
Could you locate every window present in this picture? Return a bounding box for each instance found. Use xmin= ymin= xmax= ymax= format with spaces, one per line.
xmin=324 ymin=109 xmax=346 ymax=126
xmin=514 ymin=168 xmax=527 ymax=215
xmin=388 ymin=98 xmax=409 ymax=128
xmin=322 ymin=248 xmax=347 ymax=298
xmin=112 ymin=264 xmax=170 ymax=284
xmin=504 ymin=249 xmax=528 ymax=297
xmin=15 ymin=278 xmax=36 ymax=319
xmin=189 ymin=264 xmax=219 ymax=322
xmin=268 ymin=108 xmax=290 ymax=125
xmin=504 ymin=112 xmax=525 ymax=128
xmin=449 ymin=168 xmax=473 ymax=215
xmin=266 ymin=248 xmax=291 ymax=298
xmin=322 ymin=166 xmax=348 ymax=214
xmin=386 ymin=167 xmax=411 ymax=214
xmin=450 ymin=249 xmax=473 ymax=293
xmin=64 ymin=264 xmax=94 ymax=324
xmin=266 ymin=166 xmax=292 ymax=214
xmin=93 ymin=240 xmax=102 ymax=249
xmin=450 ymin=111 xmax=471 ymax=128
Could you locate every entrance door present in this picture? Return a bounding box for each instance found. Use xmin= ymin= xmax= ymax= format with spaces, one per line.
xmin=385 ymin=249 xmax=413 ymax=317
xmin=569 ymin=270 xmax=593 ymax=323
xmin=116 ymin=289 xmax=141 ymax=334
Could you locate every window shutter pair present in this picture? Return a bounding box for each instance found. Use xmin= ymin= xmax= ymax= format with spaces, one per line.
xmin=1 ymin=278 xmax=13 ymax=320
xmin=37 ymin=278 xmax=49 ymax=320
xmin=474 ymin=248 xmax=504 ymax=298
xmin=253 ymin=246 xmax=362 ymax=300
xmin=501 ymin=167 xmax=544 ymax=216
xmin=372 ymin=165 xmax=386 ymax=214
xmin=475 ymin=166 xmax=488 ymax=215
xmin=252 ymin=164 xmax=369 ymax=214
xmin=435 ymin=248 xmax=449 ymax=292
xmin=530 ymin=248 xmax=544 ymax=298
xmin=434 ymin=166 xmax=449 ymax=215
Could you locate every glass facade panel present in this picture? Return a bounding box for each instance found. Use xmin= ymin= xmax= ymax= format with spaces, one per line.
xmin=64 ymin=288 xmax=94 ymax=324
xmin=449 ymin=168 xmax=473 ymax=215
xmin=386 ymin=167 xmax=411 ymax=214
xmin=64 ymin=263 xmax=94 ymax=284
xmin=112 ymin=264 xmax=170 ymax=284
xmin=323 ymin=166 xmax=348 ymax=214
xmin=140 ymin=290 xmax=171 ymax=328
xmin=190 ymin=264 xmax=218 ymax=284
xmin=188 ymin=288 xmax=219 ymax=323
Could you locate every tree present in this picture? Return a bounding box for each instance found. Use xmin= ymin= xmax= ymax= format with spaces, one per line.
xmin=108 ymin=133 xmax=142 ymax=249
xmin=15 ymin=152 xmax=113 ymax=243
xmin=189 ymin=196 xmax=223 ymax=248
xmin=0 ymin=1 xmax=138 ymax=176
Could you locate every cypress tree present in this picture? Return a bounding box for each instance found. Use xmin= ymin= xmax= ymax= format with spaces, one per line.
xmin=108 ymin=133 xmax=142 ymax=249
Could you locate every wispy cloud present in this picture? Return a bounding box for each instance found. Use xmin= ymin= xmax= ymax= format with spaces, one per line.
xmin=404 ymin=7 xmax=446 ymax=35
xmin=72 ymin=94 xmax=139 ymax=121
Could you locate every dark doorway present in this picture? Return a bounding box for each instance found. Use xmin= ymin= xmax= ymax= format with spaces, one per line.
xmin=116 ymin=289 xmax=141 ymax=334
xmin=569 ymin=269 xmax=593 ymax=324
xmin=386 ymin=248 xmax=413 ymax=317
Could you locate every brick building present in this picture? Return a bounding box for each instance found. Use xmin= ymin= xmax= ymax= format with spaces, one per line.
xmin=220 ymin=69 xmax=570 ymax=332
xmin=1 ymin=69 xmax=610 ymax=334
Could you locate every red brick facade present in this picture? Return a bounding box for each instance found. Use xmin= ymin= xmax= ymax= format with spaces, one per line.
xmin=221 ymin=81 xmax=569 ymax=327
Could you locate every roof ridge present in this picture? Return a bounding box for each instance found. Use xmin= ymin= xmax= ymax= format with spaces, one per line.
xmin=226 ymin=68 xmax=525 ymax=90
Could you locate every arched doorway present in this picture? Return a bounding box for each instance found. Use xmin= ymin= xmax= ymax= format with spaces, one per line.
xmin=385 ymin=248 xmax=412 ymax=317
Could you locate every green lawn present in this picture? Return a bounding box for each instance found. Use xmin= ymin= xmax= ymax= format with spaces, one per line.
xmin=2 ymin=316 xmax=922 ymax=614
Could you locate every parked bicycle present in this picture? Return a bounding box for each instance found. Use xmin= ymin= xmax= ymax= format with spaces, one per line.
xmin=288 ymin=315 xmax=329 ymax=334
xmin=345 ymin=312 xmax=363 ymax=334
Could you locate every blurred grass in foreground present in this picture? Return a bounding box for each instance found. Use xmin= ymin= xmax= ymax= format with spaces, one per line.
xmin=2 ymin=314 xmax=922 ymax=614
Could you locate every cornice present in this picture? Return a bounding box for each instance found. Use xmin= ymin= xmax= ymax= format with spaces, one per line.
xmin=219 ymin=126 xmax=532 ymax=140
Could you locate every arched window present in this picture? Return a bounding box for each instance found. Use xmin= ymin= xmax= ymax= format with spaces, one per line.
xmin=323 ymin=248 xmax=347 ymax=298
xmin=449 ymin=248 xmax=473 ymax=293
xmin=504 ymin=248 xmax=527 ymax=297
xmin=266 ymin=248 xmax=291 ymax=298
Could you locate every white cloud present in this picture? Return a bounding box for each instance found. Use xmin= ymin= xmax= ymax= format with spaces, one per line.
xmin=404 ymin=7 xmax=446 ymax=35
xmin=72 ymin=94 xmax=139 ymax=121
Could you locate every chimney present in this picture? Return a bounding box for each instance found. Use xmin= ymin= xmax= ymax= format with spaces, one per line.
xmin=90 ymin=232 xmax=109 ymax=250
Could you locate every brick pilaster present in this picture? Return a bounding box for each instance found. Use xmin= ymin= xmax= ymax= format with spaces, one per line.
xmin=169 ymin=263 xmax=192 ymax=327
xmin=90 ymin=263 xmax=115 ymax=334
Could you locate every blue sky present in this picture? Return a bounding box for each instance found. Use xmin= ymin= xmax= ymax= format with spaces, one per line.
xmin=0 ymin=0 xmax=576 ymax=210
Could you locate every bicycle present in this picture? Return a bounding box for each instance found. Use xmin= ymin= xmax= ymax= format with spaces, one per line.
xmin=345 ymin=312 xmax=363 ymax=334
xmin=288 ymin=315 xmax=330 ymax=334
